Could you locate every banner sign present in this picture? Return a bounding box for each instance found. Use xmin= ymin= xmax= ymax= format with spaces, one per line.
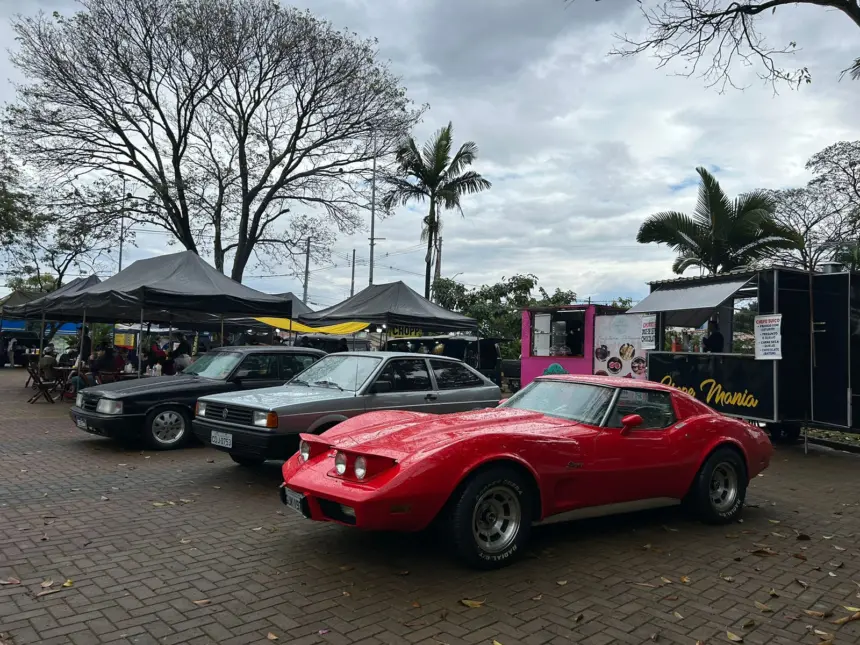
xmin=648 ymin=352 xmax=775 ymax=420
xmin=641 ymin=314 xmax=657 ymax=350
xmin=594 ymin=314 xmax=648 ymax=380
xmin=388 ymin=326 xmax=424 ymax=337
xmin=754 ymin=314 xmax=782 ymax=360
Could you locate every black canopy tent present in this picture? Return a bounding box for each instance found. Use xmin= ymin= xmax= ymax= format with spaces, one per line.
xmin=299 ymin=281 xmax=477 ymax=332
xmin=274 ymin=293 xmax=312 ymax=317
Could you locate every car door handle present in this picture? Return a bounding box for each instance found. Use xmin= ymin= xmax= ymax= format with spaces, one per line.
xmin=424 ymin=394 xmax=438 ymax=401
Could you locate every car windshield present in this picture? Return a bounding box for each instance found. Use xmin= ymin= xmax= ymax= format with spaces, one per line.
xmin=289 ymin=354 xmax=381 ymax=392
xmin=500 ymin=380 xmax=615 ymax=425
xmin=182 ymin=351 xmax=242 ymax=380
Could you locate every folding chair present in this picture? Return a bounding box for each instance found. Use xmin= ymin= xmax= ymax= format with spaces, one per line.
xmin=28 ymin=368 xmax=57 ymax=404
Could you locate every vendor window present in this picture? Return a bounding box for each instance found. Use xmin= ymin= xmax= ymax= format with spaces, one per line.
xmin=531 ymin=311 xmax=585 ymax=357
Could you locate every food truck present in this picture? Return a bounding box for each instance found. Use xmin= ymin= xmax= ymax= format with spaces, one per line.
xmin=627 ymin=265 xmax=860 ymax=441
xmin=521 ymin=304 xmax=650 ymax=387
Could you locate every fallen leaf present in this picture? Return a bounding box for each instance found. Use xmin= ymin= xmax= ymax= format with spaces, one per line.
xmin=755 ymin=601 xmax=772 ymax=612
xmin=643 ymin=543 xmax=652 ymax=550
xmin=179 ymin=499 xmax=193 ymax=504
xmin=267 ymin=633 xmax=278 ymax=641
xmin=100 ymin=496 xmax=109 ymax=501
xmin=673 ymin=611 xmax=683 ymax=620
xmin=251 ymin=527 xmax=263 ymax=532
xmin=531 ymin=594 xmax=542 ymax=601
xmin=152 ymin=502 xmax=165 ymax=507
xmin=339 ymin=565 xmax=354 ymax=572
xmin=573 ymin=613 xmax=584 ymax=624
xmin=813 ymin=629 xmax=834 ymax=639
xmin=318 ymin=629 xmax=330 ymax=635
xmin=834 ymin=546 xmax=846 ymax=551
xmin=768 ymin=588 xmax=779 ymax=597
xmin=750 ymin=547 xmax=777 ymax=556
xmin=680 ymin=576 xmax=690 ymax=584
xmin=795 ymin=578 xmax=809 ymax=589
xmin=664 ymin=595 xmax=678 ymax=601
xmin=797 ymin=533 xmax=811 ymax=541
xmin=727 ymin=630 xmax=744 ymax=642
xmin=805 ymin=609 xmax=832 ymax=619
xmin=40 ymin=580 xmax=53 ymax=588
xmin=460 ymin=599 xmax=485 ymax=608
xmin=342 ymin=591 xmax=350 ymax=597
xmin=633 ymin=582 xmax=657 ymax=588
xmin=720 ymin=573 xmax=735 ymax=582
xmin=35 ymin=588 xmax=65 ymax=597
xmin=212 ymin=486 xmax=221 ymax=490
xmin=793 ymin=553 xmax=808 ymax=561
xmin=650 ymin=634 xmax=659 ymax=642
xmin=662 ymin=525 xmax=678 ymax=532
xmin=411 ymin=601 xmax=420 ymax=608
xmin=829 ymin=572 xmax=837 ymax=577
xmin=830 ymin=561 xmax=844 ymax=569
xmin=842 ymin=606 xmax=860 ymax=613
xmin=834 ymin=611 xmax=860 ymax=626
xmin=179 ymin=538 xmax=191 ymax=544
xmin=192 ymin=599 xmax=211 ymax=607
xmin=397 ymin=570 xmax=409 ymax=576
xmin=661 ymin=577 xmax=672 ymax=584
xmin=769 ymin=519 xmax=781 ymax=524
xmin=823 ymin=535 xmax=834 ymax=540
xmin=556 ymin=580 xmax=568 ymax=586
xmin=492 ymin=641 xmax=503 ymax=645
xmin=725 ymin=533 xmax=739 ymax=539
xmin=742 ymin=618 xmax=755 ymax=629
xmin=772 ymin=532 xmax=787 ymax=538
xmin=62 ymin=579 xmax=73 ymax=588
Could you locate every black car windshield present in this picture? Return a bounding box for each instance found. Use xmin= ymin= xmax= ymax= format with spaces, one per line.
xmin=182 ymin=351 xmax=243 ymax=379
xmin=289 ymin=355 xmax=381 ymax=391
xmin=499 ymin=380 xmax=615 ymax=425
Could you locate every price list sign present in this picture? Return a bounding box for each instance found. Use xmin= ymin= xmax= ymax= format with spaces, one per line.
xmin=754 ymin=314 xmax=782 ymax=360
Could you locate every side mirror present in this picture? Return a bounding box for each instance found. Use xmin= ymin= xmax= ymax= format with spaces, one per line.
xmin=620 ymin=414 xmax=643 ymax=435
xmin=498 ymin=398 xmax=509 ymax=405
xmin=371 ymin=380 xmax=393 ymax=394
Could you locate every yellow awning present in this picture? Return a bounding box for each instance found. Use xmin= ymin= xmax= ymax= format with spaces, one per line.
xmin=254 ymin=317 xmax=369 ymax=335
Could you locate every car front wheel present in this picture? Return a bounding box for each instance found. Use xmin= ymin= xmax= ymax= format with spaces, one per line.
xmin=145 ymin=407 xmax=191 ymax=450
xmin=448 ymin=467 xmax=533 ymax=569
xmin=690 ymin=447 xmax=747 ymax=524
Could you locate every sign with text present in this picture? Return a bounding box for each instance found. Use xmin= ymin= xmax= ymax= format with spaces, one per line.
xmin=754 ymin=314 xmax=782 ymax=360
xmin=648 ymin=352 xmax=775 ymax=420
xmin=594 ymin=314 xmax=648 ymax=380
xmin=641 ymin=314 xmax=657 ymax=350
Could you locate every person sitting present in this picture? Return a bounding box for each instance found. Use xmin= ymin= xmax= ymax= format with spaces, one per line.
xmin=172 ymin=341 xmax=193 ymax=372
xmin=38 ymin=346 xmax=58 ymax=382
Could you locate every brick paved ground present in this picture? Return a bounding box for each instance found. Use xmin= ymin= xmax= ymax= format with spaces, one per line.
xmin=3 ymin=370 xmax=860 ymax=645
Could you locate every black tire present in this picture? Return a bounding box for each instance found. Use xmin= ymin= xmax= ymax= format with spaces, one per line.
xmin=447 ymin=466 xmax=533 ymax=569
xmin=689 ymin=447 xmax=747 ymax=524
xmin=230 ymin=454 xmax=265 ymax=467
xmin=144 ymin=406 xmax=192 ymax=451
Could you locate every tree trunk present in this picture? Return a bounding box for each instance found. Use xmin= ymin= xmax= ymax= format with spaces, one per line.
xmin=424 ymin=200 xmax=436 ymax=299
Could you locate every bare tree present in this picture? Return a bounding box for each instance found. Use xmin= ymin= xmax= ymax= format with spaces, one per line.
xmin=570 ymin=1 xmax=860 ymax=91
xmin=768 ymin=186 xmax=853 ymax=270
xmin=5 ymin=0 xmax=420 ymax=281
xmin=806 ymin=141 xmax=860 ymax=210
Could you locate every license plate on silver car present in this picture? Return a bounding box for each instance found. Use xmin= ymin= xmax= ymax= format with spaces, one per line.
xmin=283 ymin=487 xmax=306 ymax=516
xmin=210 ymin=430 xmax=232 ymax=449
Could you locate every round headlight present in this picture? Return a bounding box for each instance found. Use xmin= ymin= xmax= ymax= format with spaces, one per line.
xmin=354 ymin=456 xmax=367 ymax=480
xmin=334 ymin=451 xmax=347 ymax=475
xmin=299 ymin=440 xmax=310 ymax=462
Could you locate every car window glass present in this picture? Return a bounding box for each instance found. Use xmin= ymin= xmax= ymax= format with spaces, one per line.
xmin=606 ymin=389 xmax=676 ymax=429
xmin=279 ymin=353 xmax=318 ymax=380
xmin=376 ymin=359 xmax=432 ymax=392
xmin=430 ymin=360 xmax=484 ymax=389
xmin=501 ymin=380 xmax=613 ymax=425
xmin=237 ymin=354 xmax=278 ymax=379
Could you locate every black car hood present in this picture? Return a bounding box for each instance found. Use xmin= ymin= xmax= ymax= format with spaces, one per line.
xmin=84 ymin=375 xmax=225 ymax=399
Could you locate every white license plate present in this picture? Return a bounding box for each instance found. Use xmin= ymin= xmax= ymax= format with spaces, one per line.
xmin=210 ymin=430 xmax=233 ymax=449
xmin=283 ymin=487 xmax=305 ymax=516
xmin=75 ymin=417 xmax=88 ymax=430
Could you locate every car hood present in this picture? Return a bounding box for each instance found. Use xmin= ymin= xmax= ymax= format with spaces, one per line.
xmin=199 ymin=384 xmax=354 ymax=409
xmin=86 ymin=375 xmax=222 ymax=399
xmin=321 ymin=407 xmax=583 ymax=458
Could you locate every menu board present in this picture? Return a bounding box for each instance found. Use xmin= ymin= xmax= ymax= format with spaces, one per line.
xmin=641 ymin=314 xmax=657 ymax=350
xmin=754 ymin=314 xmax=782 ymax=360
xmin=593 ymin=314 xmax=648 ymax=379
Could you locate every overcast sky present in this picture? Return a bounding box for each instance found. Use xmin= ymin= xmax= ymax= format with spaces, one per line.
xmin=1 ymin=0 xmax=859 ymax=310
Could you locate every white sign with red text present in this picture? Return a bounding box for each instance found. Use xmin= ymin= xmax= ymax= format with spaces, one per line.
xmin=754 ymin=314 xmax=782 ymax=360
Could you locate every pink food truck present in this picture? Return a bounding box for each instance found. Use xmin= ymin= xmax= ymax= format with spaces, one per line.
xmin=520 ymin=304 xmax=652 ymax=388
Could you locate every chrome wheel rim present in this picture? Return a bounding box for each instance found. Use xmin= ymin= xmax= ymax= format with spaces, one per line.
xmin=710 ymin=462 xmax=738 ymax=513
xmin=152 ymin=411 xmax=185 ymax=444
xmin=472 ymin=485 xmax=521 ymax=554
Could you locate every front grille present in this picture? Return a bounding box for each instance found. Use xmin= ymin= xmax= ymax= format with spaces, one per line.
xmin=204 ymin=403 xmax=254 ymax=425
xmin=81 ymin=395 xmax=99 ymax=412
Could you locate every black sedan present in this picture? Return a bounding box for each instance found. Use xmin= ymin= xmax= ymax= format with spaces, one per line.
xmin=69 ymin=346 xmax=326 ymax=450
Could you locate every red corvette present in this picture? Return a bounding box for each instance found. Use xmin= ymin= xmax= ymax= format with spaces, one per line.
xmin=280 ymin=375 xmax=773 ymax=568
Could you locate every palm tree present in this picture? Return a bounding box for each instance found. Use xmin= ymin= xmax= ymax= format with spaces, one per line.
xmin=637 ymin=167 xmax=802 ymax=274
xmin=382 ymin=122 xmax=491 ymax=299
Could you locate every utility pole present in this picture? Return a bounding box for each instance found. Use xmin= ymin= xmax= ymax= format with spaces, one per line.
xmin=302 ymin=237 xmax=311 ymax=304
xmin=369 ymin=128 xmax=377 ymax=285
xmin=433 ymin=236 xmax=443 ymax=300
xmin=118 ymin=179 xmax=127 ymax=272
xmin=350 ymin=249 xmax=356 ymax=297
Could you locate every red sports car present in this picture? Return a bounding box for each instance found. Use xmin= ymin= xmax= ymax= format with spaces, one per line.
xmin=280 ymin=374 xmax=773 ymax=568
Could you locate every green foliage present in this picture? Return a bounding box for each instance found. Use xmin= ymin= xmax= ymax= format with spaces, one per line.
xmin=382 ymin=122 xmax=491 ymax=298
xmin=638 ymin=167 xmax=803 ymax=274
xmin=0 ymin=147 xmax=32 ymax=247
xmin=433 ymin=275 xmax=576 ymax=351
xmin=6 ymin=274 xmax=57 ymax=293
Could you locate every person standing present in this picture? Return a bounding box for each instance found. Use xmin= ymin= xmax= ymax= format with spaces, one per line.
xmin=702 ymin=320 xmax=725 ymax=353
xmin=7 ymin=337 xmax=17 ymax=368
xmin=80 ymin=327 xmax=92 ymax=364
